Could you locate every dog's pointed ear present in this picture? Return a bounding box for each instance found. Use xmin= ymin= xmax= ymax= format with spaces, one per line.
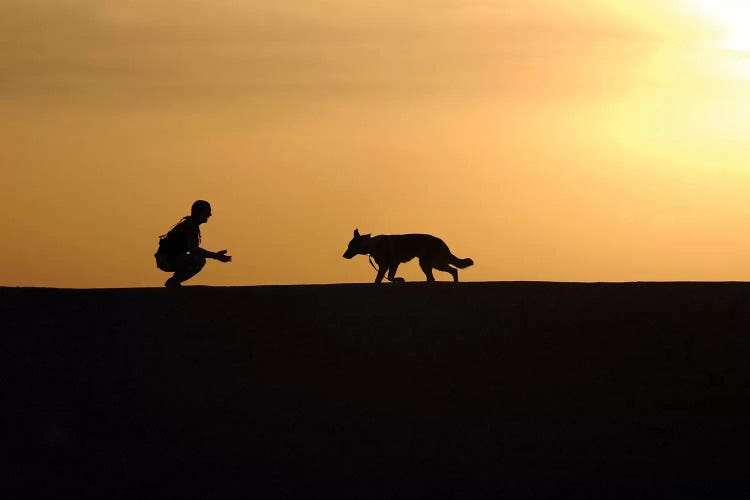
xmin=354 ymin=229 xmax=360 ymax=237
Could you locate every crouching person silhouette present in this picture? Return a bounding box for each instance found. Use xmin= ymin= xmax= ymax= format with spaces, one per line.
xmin=154 ymin=200 xmax=231 ymax=288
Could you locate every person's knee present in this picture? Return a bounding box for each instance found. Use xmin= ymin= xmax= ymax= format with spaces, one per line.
xmin=191 ymin=255 xmax=206 ymax=272
xmin=173 ymin=254 xmax=205 ymax=274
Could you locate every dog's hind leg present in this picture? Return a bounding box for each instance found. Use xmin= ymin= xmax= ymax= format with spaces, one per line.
xmin=434 ymin=263 xmax=459 ymax=282
xmin=419 ymin=259 xmax=436 ymax=282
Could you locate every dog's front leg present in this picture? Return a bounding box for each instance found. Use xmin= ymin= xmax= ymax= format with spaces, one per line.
xmin=387 ymin=265 xmax=405 ymax=283
xmin=374 ymin=266 xmax=387 ymax=283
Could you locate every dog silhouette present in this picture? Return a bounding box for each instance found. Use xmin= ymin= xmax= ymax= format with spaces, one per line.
xmin=343 ymin=229 xmax=473 ymax=283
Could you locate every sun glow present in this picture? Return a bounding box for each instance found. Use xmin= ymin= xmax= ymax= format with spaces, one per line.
xmin=693 ymin=0 xmax=750 ymax=52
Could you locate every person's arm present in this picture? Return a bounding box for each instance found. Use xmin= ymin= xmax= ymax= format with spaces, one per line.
xmin=193 ymin=247 xmax=232 ymax=262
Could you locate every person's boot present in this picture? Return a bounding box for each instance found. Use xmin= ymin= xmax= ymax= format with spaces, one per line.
xmin=164 ymin=277 xmax=182 ymax=288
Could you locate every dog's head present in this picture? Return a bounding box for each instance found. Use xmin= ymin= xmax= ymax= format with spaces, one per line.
xmin=343 ymin=229 xmax=370 ymax=259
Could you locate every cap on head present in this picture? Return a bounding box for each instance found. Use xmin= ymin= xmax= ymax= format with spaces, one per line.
xmin=191 ymin=200 xmax=211 ymax=217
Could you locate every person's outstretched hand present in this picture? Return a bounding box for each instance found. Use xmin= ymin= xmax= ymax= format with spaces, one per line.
xmin=215 ymin=250 xmax=232 ymax=263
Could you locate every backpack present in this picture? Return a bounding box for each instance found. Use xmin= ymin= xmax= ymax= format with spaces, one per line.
xmin=155 ymin=218 xmax=189 ymax=257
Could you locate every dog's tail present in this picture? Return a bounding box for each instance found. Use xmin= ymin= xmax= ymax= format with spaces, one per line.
xmin=451 ymin=255 xmax=474 ymax=269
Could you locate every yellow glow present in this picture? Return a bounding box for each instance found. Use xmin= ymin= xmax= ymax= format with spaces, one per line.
xmin=696 ymin=0 xmax=750 ymax=80
xmin=3 ymin=1 xmax=750 ymax=287
xmin=693 ymin=0 xmax=750 ymax=51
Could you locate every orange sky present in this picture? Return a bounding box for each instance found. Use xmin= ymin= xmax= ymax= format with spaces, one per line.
xmin=2 ymin=0 xmax=750 ymax=287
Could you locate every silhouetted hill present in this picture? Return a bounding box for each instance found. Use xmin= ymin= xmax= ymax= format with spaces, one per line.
xmin=5 ymin=282 xmax=750 ymax=498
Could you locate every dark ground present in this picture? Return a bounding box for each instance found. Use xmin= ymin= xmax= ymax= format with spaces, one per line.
xmin=5 ymin=282 xmax=750 ymax=498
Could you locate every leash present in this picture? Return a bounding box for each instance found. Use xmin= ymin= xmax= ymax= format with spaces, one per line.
xmin=368 ymin=254 xmax=379 ymax=272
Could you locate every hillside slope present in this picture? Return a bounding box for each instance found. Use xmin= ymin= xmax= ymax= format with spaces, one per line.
xmin=6 ymin=282 xmax=750 ymax=497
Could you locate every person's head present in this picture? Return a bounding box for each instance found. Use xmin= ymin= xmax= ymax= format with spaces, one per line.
xmin=191 ymin=200 xmax=212 ymax=224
